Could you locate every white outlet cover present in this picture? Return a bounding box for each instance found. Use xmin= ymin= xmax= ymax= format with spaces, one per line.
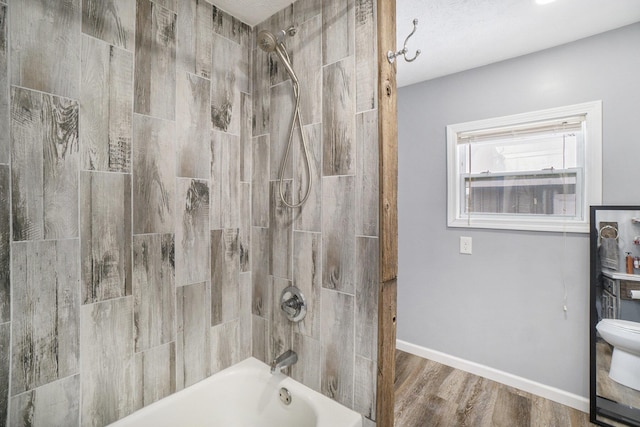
xmin=460 ymin=236 xmax=472 ymax=254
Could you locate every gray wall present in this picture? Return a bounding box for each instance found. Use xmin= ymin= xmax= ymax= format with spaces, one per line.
xmin=397 ymin=23 xmax=640 ymax=398
xmin=0 ymin=0 xmax=252 ymax=425
xmin=0 ymin=0 xmax=380 ymax=425
xmin=250 ymin=1 xmax=379 ymax=424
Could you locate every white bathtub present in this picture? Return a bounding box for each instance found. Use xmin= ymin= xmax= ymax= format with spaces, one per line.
xmin=109 ymin=357 xmax=363 ymax=427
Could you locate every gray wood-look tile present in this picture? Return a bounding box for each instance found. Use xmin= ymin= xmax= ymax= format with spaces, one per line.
xmin=356 ymin=110 xmax=379 ymax=236
xmin=11 ymin=239 xmax=80 ymax=395
xmin=293 ymin=231 xmax=321 ymax=340
xmin=271 ymin=277 xmax=293 ymax=359
xmin=175 ymin=178 xmax=209 ymax=286
xmin=10 ymin=86 xmax=43 ymax=241
xmin=270 ymin=180 xmax=293 ymax=280
xmin=240 ymin=92 xmax=252 ymax=183
xmin=322 ymin=175 xmax=356 ymax=294
xmin=0 ymin=165 xmax=8 ymax=323
xmin=322 ymin=56 xmax=356 ymax=176
xmin=137 ymin=342 xmax=175 ymax=407
xmin=239 ymin=182 xmax=251 ymax=272
xmin=251 ymin=135 xmax=270 ymax=227
xmin=322 ymin=0 xmax=354 ymax=66
xmin=211 ymin=33 xmax=241 ymax=134
xmin=82 ymin=0 xmax=135 ymax=50
xmin=10 ymin=0 xmax=81 ymax=99
xmin=211 ymin=229 xmax=240 ymax=326
xmin=269 ymin=82 xmax=295 ymax=180
xmin=81 ymin=171 xmax=132 ymax=304
xmin=11 ymin=87 xmax=79 ymax=241
xmin=81 ymin=36 xmax=133 ymax=173
xmin=291 ymin=332 xmax=321 ymax=393
xmin=251 ymin=227 xmax=271 ymax=318
xmin=9 ymin=374 xmax=80 ymax=427
xmin=321 ymin=288 xmax=355 ymax=407
xmin=239 ymin=272 xmax=252 ymax=359
xmin=293 ymin=0 xmax=322 ymax=27
xmin=252 ymin=47 xmax=270 ymax=137
xmin=252 ymin=315 xmax=269 ymax=364
xmin=176 ymin=72 xmax=210 ymax=179
xmin=132 ymin=113 xmax=175 ymax=234
xmin=176 ymin=0 xmax=212 ymax=78
xmin=291 ymin=14 xmax=322 ymax=126
xmin=394 ymin=350 xmax=593 ymax=427
xmin=81 ymin=297 xmax=139 ymax=426
xmin=293 ymin=124 xmax=322 ymax=232
xmin=210 ymin=131 xmax=240 ymax=229
xmin=176 ymin=281 xmax=211 ymax=389
xmin=239 ymin=45 xmax=251 ymax=97
xmin=530 ymin=396 xmax=578 ymax=427
xmin=134 ymin=0 xmax=176 ymax=120
xmin=0 ymin=322 xmax=9 ymax=425
xmin=211 ymin=320 xmax=240 ymax=374
xmin=152 ymin=0 xmax=176 ymax=12
xmin=133 ymin=233 xmax=175 ymax=352
xmin=491 ymin=387 xmax=531 ymax=426
xmin=355 ymin=0 xmax=377 ymax=112
xmin=212 ymin=6 xmax=251 ymax=48
xmin=0 ymin=4 xmax=8 ymax=165
xmin=356 ymin=236 xmax=378 ymax=361
xmin=355 ymin=355 xmax=376 ymax=421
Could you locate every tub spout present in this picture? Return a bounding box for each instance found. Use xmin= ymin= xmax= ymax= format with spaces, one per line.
xmin=270 ymin=350 xmax=298 ymax=374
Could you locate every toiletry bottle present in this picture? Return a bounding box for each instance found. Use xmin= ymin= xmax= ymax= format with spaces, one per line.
xmin=626 ymin=252 xmax=634 ymax=274
xmin=635 ymin=257 xmax=640 ymax=271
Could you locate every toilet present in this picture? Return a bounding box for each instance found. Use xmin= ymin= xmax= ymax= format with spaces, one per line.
xmin=596 ymin=318 xmax=640 ymax=391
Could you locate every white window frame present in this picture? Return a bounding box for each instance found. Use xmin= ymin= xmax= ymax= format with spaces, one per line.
xmin=446 ymin=101 xmax=602 ymax=233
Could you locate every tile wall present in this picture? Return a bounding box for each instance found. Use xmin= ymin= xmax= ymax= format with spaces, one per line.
xmin=250 ymin=0 xmax=379 ymax=425
xmin=0 ymin=0 xmax=379 ymax=425
xmin=0 ymin=0 xmax=251 ymax=424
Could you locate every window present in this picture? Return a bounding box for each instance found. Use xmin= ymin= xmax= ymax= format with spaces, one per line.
xmin=447 ymin=101 xmax=602 ymax=233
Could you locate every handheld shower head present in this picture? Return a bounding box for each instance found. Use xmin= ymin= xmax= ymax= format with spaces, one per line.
xmin=257 ymin=30 xmax=277 ymax=52
xmin=256 ymin=28 xmax=299 ymax=86
xmin=257 ymin=25 xmax=297 ymax=52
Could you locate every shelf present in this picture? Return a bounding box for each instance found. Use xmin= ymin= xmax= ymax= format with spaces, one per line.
xmin=602 ymin=269 xmax=640 ymax=282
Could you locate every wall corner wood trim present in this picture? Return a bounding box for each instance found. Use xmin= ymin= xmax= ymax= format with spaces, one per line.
xmin=377 ymin=0 xmax=398 ymax=284
xmin=377 ymin=278 xmax=397 ymax=426
xmin=376 ymin=0 xmax=398 ymax=426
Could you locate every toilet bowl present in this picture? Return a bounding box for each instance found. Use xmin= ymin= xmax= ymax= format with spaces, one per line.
xmin=596 ymin=318 xmax=640 ymax=391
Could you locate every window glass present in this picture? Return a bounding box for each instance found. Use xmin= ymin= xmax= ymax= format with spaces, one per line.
xmin=446 ymin=102 xmax=602 ymax=232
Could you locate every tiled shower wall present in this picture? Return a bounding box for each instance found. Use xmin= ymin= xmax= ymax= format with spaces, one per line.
xmin=0 ymin=0 xmax=253 ymax=425
xmin=250 ymin=0 xmax=380 ymax=425
xmin=0 ymin=0 xmax=380 ymax=425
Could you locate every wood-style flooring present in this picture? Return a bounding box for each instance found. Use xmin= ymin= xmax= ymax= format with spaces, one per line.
xmin=394 ymin=350 xmax=594 ymax=427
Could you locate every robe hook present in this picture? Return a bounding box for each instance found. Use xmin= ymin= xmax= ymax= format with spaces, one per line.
xmin=388 ymin=18 xmax=421 ymax=64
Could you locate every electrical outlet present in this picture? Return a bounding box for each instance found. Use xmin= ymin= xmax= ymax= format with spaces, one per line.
xmin=460 ymin=236 xmax=472 ymax=254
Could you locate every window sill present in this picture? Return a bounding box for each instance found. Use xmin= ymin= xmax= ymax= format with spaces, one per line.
xmin=447 ymin=216 xmax=589 ymax=233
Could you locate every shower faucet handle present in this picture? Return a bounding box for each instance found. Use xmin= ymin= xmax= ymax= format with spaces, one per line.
xmin=279 ymin=286 xmax=307 ymax=322
xmin=281 ymin=295 xmax=302 ymax=316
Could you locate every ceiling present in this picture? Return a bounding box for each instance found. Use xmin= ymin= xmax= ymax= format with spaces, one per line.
xmin=215 ymin=0 xmax=640 ymax=87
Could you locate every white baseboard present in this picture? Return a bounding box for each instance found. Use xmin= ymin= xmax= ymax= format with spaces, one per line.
xmin=396 ymin=339 xmax=590 ymax=413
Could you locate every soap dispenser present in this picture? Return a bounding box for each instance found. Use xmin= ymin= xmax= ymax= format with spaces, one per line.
xmin=626 ymin=252 xmax=634 ymax=274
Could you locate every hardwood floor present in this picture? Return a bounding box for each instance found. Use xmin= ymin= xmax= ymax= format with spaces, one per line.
xmin=394 ymin=350 xmax=594 ymax=427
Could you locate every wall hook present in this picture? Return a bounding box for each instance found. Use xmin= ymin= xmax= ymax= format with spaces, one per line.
xmin=388 ymin=18 xmax=421 ymax=64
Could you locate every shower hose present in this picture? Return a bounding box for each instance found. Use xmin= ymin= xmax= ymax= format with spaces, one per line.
xmin=275 ymin=44 xmax=312 ymax=209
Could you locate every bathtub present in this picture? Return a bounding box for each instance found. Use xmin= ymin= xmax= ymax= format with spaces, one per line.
xmin=109 ymin=357 xmax=363 ymax=427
